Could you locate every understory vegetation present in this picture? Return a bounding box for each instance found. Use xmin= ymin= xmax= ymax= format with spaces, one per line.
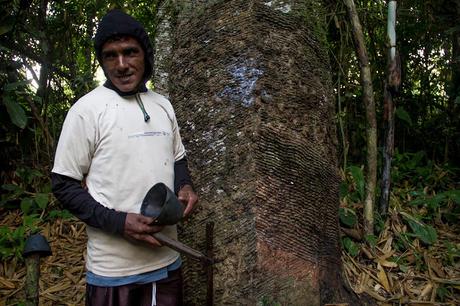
xmin=1 ymin=0 xmax=459 ymax=305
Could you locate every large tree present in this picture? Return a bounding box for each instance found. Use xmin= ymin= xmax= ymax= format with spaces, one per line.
xmin=168 ymin=0 xmax=363 ymax=304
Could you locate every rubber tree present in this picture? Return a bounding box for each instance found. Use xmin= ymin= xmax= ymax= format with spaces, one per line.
xmin=168 ymin=0 xmax=363 ymax=304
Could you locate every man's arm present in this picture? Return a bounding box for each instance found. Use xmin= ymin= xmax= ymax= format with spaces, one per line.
xmin=51 ymin=172 xmax=127 ymax=234
xmin=174 ymin=157 xmax=193 ymax=194
xmin=174 ymin=157 xmax=198 ymax=218
xmin=52 ymin=172 xmax=164 ymax=247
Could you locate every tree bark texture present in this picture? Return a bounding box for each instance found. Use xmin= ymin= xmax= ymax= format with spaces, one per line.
xmin=380 ymin=1 xmax=399 ymax=217
xmin=344 ymin=0 xmax=377 ymax=236
xmin=170 ymin=0 xmax=360 ymax=304
xmin=379 ymin=83 xmax=394 ymax=217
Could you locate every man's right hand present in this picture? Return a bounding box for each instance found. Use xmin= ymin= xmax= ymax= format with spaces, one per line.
xmin=123 ymin=213 xmax=164 ymax=248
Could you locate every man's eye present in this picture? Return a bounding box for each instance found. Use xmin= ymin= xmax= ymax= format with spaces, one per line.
xmin=102 ymin=52 xmax=116 ymax=60
xmin=124 ymin=48 xmax=140 ymax=56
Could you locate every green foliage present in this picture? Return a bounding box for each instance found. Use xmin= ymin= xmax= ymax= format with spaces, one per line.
xmin=392 ymin=150 xmax=458 ymax=190
xmin=400 ymin=212 xmax=437 ymax=245
xmin=47 ymin=209 xmax=73 ymax=220
xmin=0 ymin=214 xmax=40 ymax=260
xmin=339 ymin=207 xmax=357 ymax=228
xmin=410 ymin=189 xmax=460 ymax=223
xmin=259 ymin=296 xmax=281 ymax=306
xmin=1 ymin=166 xmax=50 ymax=213
xmin=364 ymin=234 xmax=378 ymax=248
xmin=395 ymin=107 xmax=413 ymax=127
xmin=326 ymin=0 xmax=460 ymax=166
xmin=0 ymin=166 xmax=72 ymax=261
xmin=3 ymin=94 xmax=27 ymax=129
xmin=391 ymin=150 xmax=460 ymax=227
xmin=341 ymin=236 xmax=360 ymax=257
xmin=341 ymin=165 xmax=366 ymax=203
xmin=436 ymin=285 xmax=450 ymax=302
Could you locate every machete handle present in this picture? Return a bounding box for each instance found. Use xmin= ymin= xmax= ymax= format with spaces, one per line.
xmin=153 ymin=232 xmax=214 ymax=265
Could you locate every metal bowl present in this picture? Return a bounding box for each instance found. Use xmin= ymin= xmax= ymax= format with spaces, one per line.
xmin=140 ymin=182 xmax=184 ymax=225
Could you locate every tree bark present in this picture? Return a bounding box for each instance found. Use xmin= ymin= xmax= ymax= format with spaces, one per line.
xmin=170 ymin=0 xmax=363 ymax=304
xmin=379 ymin=83 xmax=394 ymax=217
xmin=344 ymin=0 xmax=377 ymax=236
xmin=380 ymin=1 xmax=399 ymax=217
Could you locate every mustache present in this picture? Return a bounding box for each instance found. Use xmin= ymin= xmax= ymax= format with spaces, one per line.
xmin=115 ymin=72 xmax=133 ymax=77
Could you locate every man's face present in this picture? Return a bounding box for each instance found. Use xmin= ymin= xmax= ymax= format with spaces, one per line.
xmin=101 ymin=36 xmax=145 ymax=93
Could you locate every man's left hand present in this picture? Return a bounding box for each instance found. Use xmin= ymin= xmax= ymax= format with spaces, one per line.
xmin=177 ymin=184 xmax=198 ymax=218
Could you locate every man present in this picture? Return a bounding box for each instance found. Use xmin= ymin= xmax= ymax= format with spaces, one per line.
xmin=51 ymin=9 xmax=198 ymax=306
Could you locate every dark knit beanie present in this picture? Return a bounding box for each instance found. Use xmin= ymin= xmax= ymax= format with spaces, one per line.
xmin=94 ymin=9 xmax=153 ymax=95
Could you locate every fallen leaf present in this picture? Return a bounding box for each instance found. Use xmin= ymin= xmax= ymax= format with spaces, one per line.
xmin=377 ymin=263 xmax=391 ymax=292
xmin=0 ymin=277 xmax=15 ymax=289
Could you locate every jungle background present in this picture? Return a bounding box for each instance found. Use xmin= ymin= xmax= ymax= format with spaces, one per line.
xmin=0 ymin=0 xmax=459 ymax=305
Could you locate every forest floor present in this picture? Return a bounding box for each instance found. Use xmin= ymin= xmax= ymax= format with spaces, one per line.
xmin=0 ymin=207 xmax=459 ymax=305
xmin=341 ymin=207 xmax=460 ymax=306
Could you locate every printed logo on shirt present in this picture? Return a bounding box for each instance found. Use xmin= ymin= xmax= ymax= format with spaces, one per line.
xmin=128 ymin=131 xmax=171 ymax=138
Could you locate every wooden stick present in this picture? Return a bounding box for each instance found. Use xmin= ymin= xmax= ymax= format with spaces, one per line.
xmin=206 ymin=222 xmax=214 ymax=306
xmin=25 ymin=254 xmax=40 ymax=306
xmin=153 ymin=232 xmax=214 ymax=265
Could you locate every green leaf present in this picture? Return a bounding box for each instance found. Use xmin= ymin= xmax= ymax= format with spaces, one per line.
xmin=399 ymin=264 xmax=409 ymax=273
xmin=349 ymin=166 xmax=365 ymax=201
xmin=436 ymin=286 xmax=448 ymax=302
xmin=47 ymin=209 xmax=73 ymax=220
xmin=12 ymin=226 xmax=25 ymax=241
xmin=446 ymin=190 xmax=460 ymax=204
xmin=40 ymin=182 xmax=52 ymax=193
xmin=3 ymin=80 xmax=32 ymax=91
xmin=342 ymin=237 xmax=360 ymax=257
xmin=1 ymin=184 xmax=21 ymax=192
xmin=395 ymin=107 xmax=413 ymax=126
xmin=0 ymin=24 xmax=13 ymax=36
xmin=339 ymin=181 xmax=348 ymax=199
xmin=3 ymin=95 xmax=27 ymax=129
xmin=34 ymin=193 xmax=49 ymax=209
xmin=20 ymin=198 xmax=34 ymax=215
xmin=23 ymin=214 xmax=39 ymax=226
xmin=339 ymin=207 xmax=357 ymax=227
xmin=365 ymin=234 xmax=378 ymax=247
xmin=401 ymin=212 xmax=437 ymax=245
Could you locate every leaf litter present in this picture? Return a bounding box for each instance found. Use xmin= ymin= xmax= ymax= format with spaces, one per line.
xmin=0 ymin=201 xmax=458 ymax=305
xmin=342 ymin=207 xmax=460 ymax=305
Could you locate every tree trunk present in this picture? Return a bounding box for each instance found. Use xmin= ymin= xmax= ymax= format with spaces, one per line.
xmin=170 ymin=1 xmax=362 ymax=304
xmin=153 ymin=1 xmax=172 ymax=97
xmin=380 ymin=1 xmax=399 ymax=217
xmin=344 ymin=0 xmax=377 ymax=236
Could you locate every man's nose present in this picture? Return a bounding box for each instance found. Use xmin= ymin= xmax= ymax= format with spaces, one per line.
xmin=116 ymin=55 xmax=128 ymax=69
